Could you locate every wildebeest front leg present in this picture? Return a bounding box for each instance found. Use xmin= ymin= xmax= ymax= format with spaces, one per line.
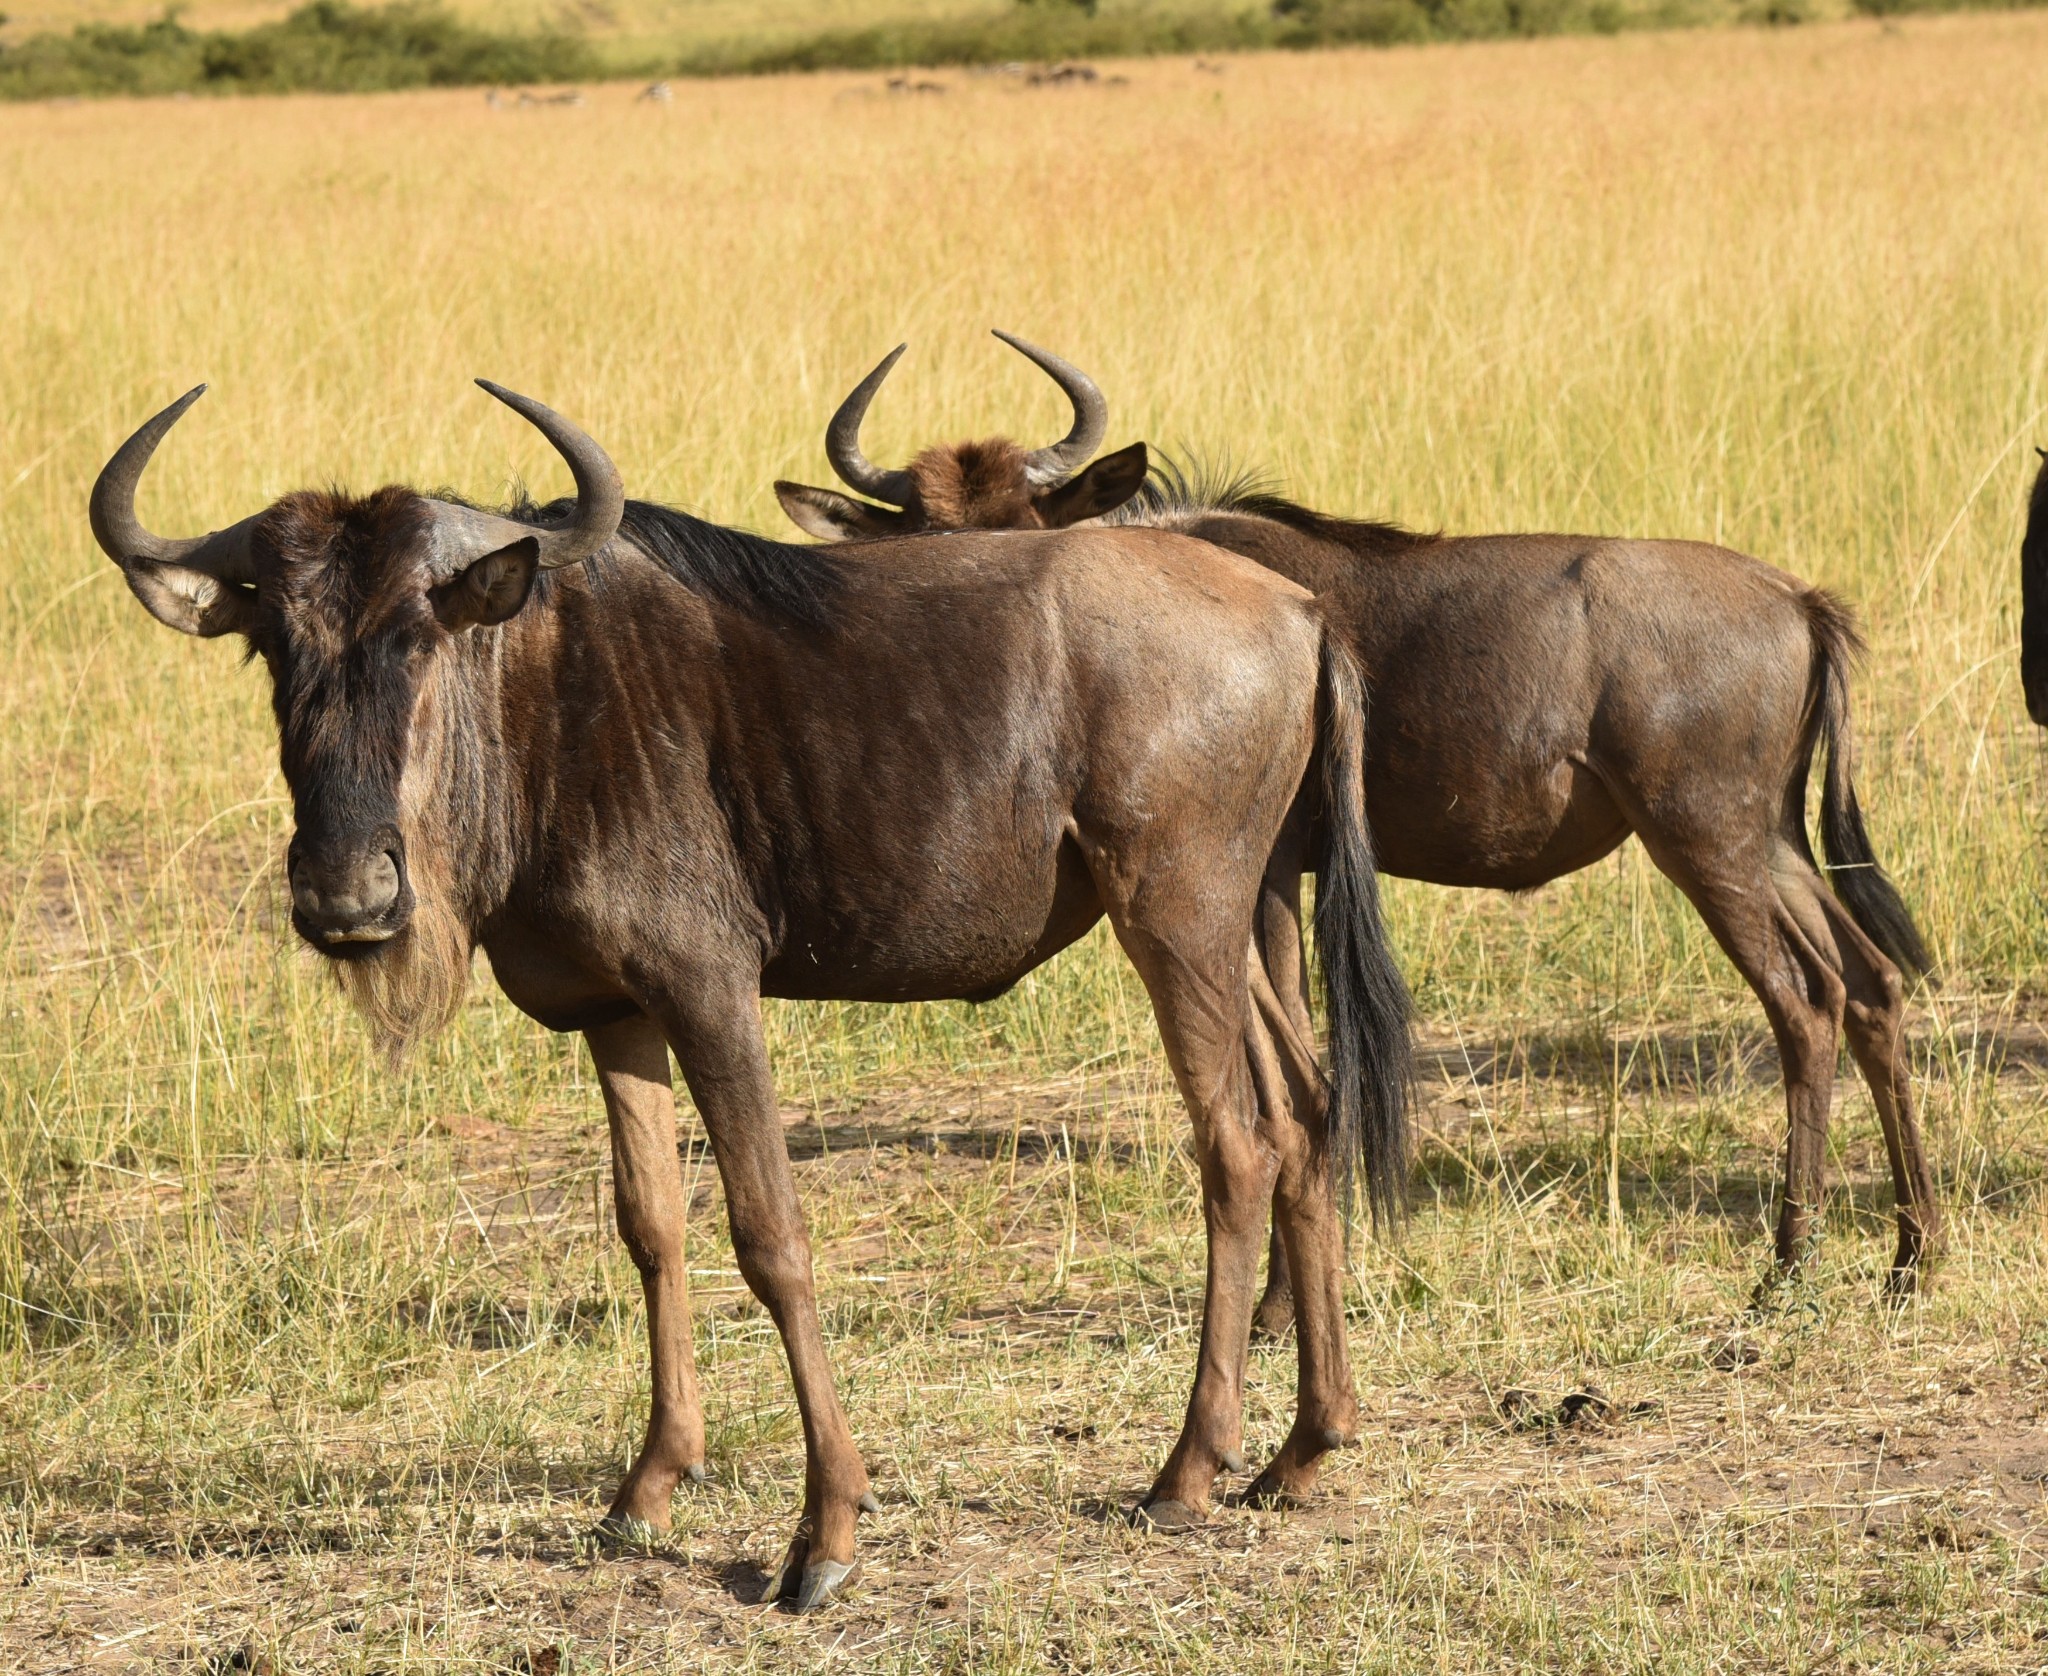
xmin=587 ymin=1016 xmax=708 ymax=1532
xmin=661 ymin=986 xmax=874 ymax=1611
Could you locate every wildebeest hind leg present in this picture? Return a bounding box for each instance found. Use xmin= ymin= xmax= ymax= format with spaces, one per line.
xmin=1110 ymin=920 xmax=1276 ymax=1529
xmin=587 ymin=1015 xmax=708 ymax=1532
xmin=1661 ymin=866 xmax=1847 ymax=1280
xmin=1253 ymin=1223 xmax=1295 ymax=1339
xmin=1802 ymin=881 xmax=1941 ymax=1290
xmin=658 ymin=986 xmax=875 ymax=1610
xmin=1242 ymin=953 xmax=1359 ymax=1507
xmin=1251 ymin=853 xmax=1315 ymax=1341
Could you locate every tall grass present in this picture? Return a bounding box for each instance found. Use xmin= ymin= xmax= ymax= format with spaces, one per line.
xmin=3 ymin=18 xmax=2048 ymax=1667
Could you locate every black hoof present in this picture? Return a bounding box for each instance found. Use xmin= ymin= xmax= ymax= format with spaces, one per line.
xmin=1131 ymin=1498 xmax=1204 ymax=1531
xmin=593 ymin=1514 xmax=663 ymax=1550
xmin=1240 ymin=1474 xmax=1307 ymax=1510
xmin=1886 ymin=1254 xmax=1929 ymax=1300
xmin=1250 ymin=1292 xmax=1296 ymax=1342
xmin=760 ymin=1549 xmax=861 ymax=1611
xmin=795 ymin=1558 xmax=862 ymax=1612
xmin=1746 ymin=1265 xmax=1791 ymax=1317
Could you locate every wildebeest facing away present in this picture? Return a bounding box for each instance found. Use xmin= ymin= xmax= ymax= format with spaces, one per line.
xmin=2019 ymin=449 xmax=2048 ymax=724
xmin=89 ymin=380 xmax=1411 ymax=1610
xmin=782 ymin=335 xmax=1940 ymax=1319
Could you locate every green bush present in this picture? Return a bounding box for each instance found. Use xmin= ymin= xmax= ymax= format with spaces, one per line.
xmin=1275 ymin=0 xmax=1437 ymax=45
xmin=677 ymin=10 xmax=1266 ymax=76
xmin=0 ymin=0 xmax=594 ymax=100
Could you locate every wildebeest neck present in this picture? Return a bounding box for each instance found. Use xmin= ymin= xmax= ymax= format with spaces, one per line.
xmin=511 ymin=496 xmax=847 ymax=630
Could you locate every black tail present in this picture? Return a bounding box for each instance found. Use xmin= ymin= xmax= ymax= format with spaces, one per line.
xmin=2020 ymin=449 xmax=2048 ymax=726
xmin=1312 ymin=634 xmax=1414 ymax=1229
xmin=1802 ymin=591 xmax=1934 ymax=983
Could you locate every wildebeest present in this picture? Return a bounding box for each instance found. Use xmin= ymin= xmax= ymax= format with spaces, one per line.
xmin=773 ymin=332 xmax=1151 ymax=540
xmin=781 ymin=337 xmax=1940 ymax=1319
xmin=2019 ymin=450 xmax=2048 ymax=724
xmin=90 ymin=380 xmax=1411 ymax=1609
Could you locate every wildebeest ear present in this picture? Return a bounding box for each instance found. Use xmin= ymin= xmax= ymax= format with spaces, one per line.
xmin=118 ymin=559 xmax=260 ymax=638
xmin=431 ymin=537 xmax=539 ymax=631
xmin=774 ymin=480 xmax=915 ymax=541
xmin=1033 ymin=442 xmax=1150 ymax=528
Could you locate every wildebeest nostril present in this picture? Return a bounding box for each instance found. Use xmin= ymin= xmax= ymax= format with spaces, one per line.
xmin=291 ymin=845 xmax=403 ymax=930
xmin=365 ymin=850 xmax=401 ymax=911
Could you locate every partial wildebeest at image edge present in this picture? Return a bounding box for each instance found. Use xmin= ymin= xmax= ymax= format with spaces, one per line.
xmin=85 ymin=377 xmax=1410 ymax=1612
xmin=778 ymin=331 xmax=1940 ymax=1331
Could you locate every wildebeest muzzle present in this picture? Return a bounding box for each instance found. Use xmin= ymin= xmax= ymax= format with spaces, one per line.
xmin=288 ymin=824 xmax=413 ymax=950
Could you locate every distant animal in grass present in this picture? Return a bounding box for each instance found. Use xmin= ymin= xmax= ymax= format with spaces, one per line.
xmin=89 ymin=377 xmax=1411 ymax=1610
xmin=780 ymin=332 xmax=1942 ymax=1312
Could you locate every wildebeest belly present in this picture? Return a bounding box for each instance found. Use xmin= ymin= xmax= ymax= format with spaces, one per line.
xmin=1367 ymin=750 xmax=1629 ymax=890
xmin=1357 ymin=561 xmax=1628 ymax=890
xmin=758 ymin=828 xmax=1104 ymax=1003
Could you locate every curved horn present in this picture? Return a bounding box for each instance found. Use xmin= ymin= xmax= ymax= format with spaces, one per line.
xmin=993 ymin=331 xmax=1108 ymax=487
xmin=823 ymin=345 xmax=918 ymax=509
xmin=89 ymin=385 xmax=258 ymax=580
xmin=472 ymin=380 xmax=625 ymax=570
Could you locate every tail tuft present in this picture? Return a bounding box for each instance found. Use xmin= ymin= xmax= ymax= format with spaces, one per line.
xmin=1313 ymin=634 xmax=1414 ymax=1229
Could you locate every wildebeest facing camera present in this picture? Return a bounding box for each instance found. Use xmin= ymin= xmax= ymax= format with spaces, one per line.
xmin=89 ymin=371 xmax=1410 ymax=1610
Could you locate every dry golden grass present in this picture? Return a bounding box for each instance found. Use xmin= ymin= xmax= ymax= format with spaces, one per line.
xmin=5 ymin=16 xmax=2048 ymax=1671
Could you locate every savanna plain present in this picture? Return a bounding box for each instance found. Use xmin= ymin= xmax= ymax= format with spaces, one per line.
xmin=6 ymin=16 xmax=2048 ymax=1671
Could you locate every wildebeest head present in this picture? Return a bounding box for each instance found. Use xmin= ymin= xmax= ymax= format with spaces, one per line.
xmin=773 ymin=332 xmax=1150 ymax=539
xmin=90 ymin=382 xmax=623 ymax=1035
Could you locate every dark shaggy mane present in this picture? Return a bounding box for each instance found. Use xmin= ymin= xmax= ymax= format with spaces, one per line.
xmin=1113 ymin=454 xmax=1436 ymax=554
xmin=1107 ymin=454 xmax=1280 ymax=523
xmin=507 ymin=495 xmax=845 ymax=629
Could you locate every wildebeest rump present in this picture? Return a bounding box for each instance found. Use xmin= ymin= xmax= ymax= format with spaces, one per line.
xmin=88 ymin=381 xmax=1412 ymax=1610
xmin=780 ymin=341 xmax=1940 ymax=1319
